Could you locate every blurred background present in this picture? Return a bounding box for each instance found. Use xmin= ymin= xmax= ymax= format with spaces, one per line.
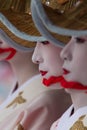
xmin=0 ymin=61 xmax=16 ymax=104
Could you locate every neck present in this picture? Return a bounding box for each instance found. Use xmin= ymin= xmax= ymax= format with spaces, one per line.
xmin=69 ymin=90 xmax=87 ymax=112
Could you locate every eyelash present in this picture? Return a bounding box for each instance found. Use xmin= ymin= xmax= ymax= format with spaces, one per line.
xmin=41 ymin=41 xmax=49 ymax=45
xmin=75 ymin=37 xmax=85 ymax=43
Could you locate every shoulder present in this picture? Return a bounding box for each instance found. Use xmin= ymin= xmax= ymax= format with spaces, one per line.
xmin=29 ymin=89 xmax=71 ymax=108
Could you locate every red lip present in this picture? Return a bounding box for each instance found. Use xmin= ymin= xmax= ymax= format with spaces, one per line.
xmin=63 ymin=68 xmax=70 ymax=75
xmin=40 ymin=71 xmax=47 ymax=76
xmin=0 ymin=48 xmax=16 ymax=60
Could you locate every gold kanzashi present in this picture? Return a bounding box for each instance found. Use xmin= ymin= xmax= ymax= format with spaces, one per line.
xmin=6 ymin=91 xmax=26 ymax=108
xmin=58 ymin=0 xmax=81 ymax=12
xmin=42 ymin=0 xmax=81 ymax=11
xmin=17 ymin=123 xmax=25 ymax=130
xmin=70 ymin=115 xmax=87 ymax=130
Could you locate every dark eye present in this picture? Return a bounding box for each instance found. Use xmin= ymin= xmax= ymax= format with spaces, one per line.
xmin=75 ymin=37 xmax=85 ymax=43
xmin=41 ymin=41 xmax=49 ymax=45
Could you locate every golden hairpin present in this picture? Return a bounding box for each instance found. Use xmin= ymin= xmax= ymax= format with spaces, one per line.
xmin=17 ymin=123 xmax=25 ymax=130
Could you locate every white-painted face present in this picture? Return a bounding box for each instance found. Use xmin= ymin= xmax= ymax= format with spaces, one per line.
xmin=32 ymin=41 xmax=63 ymax=88
xmin=61 ymin=36 xmax=87 ymax=86
xmin=0 ymin=37 xmax=16 ymax=61
xmin=0 ymin=37 xmax=32 ymax=65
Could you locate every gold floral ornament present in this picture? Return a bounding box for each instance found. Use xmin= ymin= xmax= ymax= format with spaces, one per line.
xmin=6 ymin=91 xmax=26 ymax=108
xmin=17 ymin=123 xmax=25 ymax=130
xmin=70 ymin=115 xmax=87 ymax=130
xmin=0 ymin=0 xmax=45 ymax=50
xmin=31 ymin=0 xmax=87 ymax=47
xmin=42 ymin=0 xmax=81 ymax=11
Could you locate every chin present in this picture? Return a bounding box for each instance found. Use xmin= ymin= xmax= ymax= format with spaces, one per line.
xmin=63 ymin=75 xmax=73 ymax=82
xmin=65 ymin=88 xmax=71 ymax=94
xmin=50 ymin=83 xmax=62 ymax=90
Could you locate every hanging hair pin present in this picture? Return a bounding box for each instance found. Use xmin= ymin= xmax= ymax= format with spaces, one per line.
xmin=46 ymin=0 xmax=50 ymax=6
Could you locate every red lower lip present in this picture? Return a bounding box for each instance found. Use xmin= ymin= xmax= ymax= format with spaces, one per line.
xmin=63 ymin=69 xmax=70 ymax=75
xmin=40 ymin=71 xmax=47 ymax=76
xmin=0 ymin=48 xmax=16 ymax=60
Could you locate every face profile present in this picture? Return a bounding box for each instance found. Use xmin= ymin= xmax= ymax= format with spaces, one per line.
xmin=32 ymin=41 xmax=63 ymax=88
xmin=0 ymin=38 xmax=16 ymax=61
xmin=61 ymin=36 xmax=87 ymax=86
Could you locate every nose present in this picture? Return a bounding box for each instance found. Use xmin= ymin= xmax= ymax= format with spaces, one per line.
xmin=60 ymin=41 xmax=72 ymax=61
xmin=32 ymin=43 xmax=43 ymax=64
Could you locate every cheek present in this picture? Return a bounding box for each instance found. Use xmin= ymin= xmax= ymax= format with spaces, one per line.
xmin=44 ymin=48 xmax=63 ymax=76
xmin=76 ymin=63 xmax=87 ymax=82
xmin=54 ymin=54 xmax=63 ymax=70
xmin=70 ymin=58 xmax=87 ymax=84
xmin=74 ymin=54 xmax=87 ymax=72
xmin=48 ymin=58 xmax=63 ymax=76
